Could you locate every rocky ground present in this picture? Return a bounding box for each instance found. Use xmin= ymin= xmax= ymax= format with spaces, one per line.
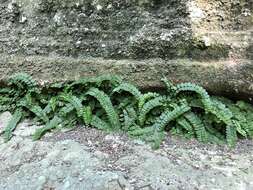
xmin=0 ymin=112 xmax=253 ymax=190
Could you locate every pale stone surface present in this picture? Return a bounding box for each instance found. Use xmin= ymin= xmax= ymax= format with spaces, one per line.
xmin=0 ymin=123 xmax=253 ymax=190
xmin=0 ymin=112 xmax=12 ymax=134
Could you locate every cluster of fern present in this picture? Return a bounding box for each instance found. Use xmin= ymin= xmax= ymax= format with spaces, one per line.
xmin=0 ymin=73 xmax=253 ymax=149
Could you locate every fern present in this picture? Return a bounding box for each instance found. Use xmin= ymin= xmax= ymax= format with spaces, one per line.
xmin=210 ymin=99 xmax=233 ymax=125
xmin=138 ymin=92 xmax=160 ymax=110
xmin=184 ymin=112 xmax=208 ymax=143
xmin=161 ymin=77 xmax=177 ymax=96
xmin=33 ymin=116 xmax=62 ymax=140
xmin=67 ymin=74 xmax=122 ymax=90
xmin=138 ymin=96 xmax=166 ymax=126
xmin=236 ymin=101 xmax=253 ymax=112
xmin=1 ymin=72 xmax=252 ymax=148
xmin=122 ymin=109 xmax=134 ymax=130
xmin=59 ymin=94 xmax=83 ymax=117
xmin=176 ymin=83 xmax=213 ymax=112
xmin=122 ymin=106 xmax=138 ymax=131
xmin=86 ymin=88 xmax=120 ymax=129
xmin=90 ymin=115 xmax=110 ymax=130
xmin=128 ymin=126 xmax=154 ymax=136
xmin=176 ymin=117 xmax=194 ymax=136
xmin=128 ymin=126 xmax=165 ymax=149
xmin=145 ymin=130 xmax=165 ymax=149
xmin=59 ymin=103 xmax=75 ymax=117
xmin=226 ymin=125 xmax=237 ymax=147
xmin=112 ymin=83 xmax=142 ymax=99
xmin=233 ymin=120 xmax=247 ymax=137
xmin=3 ymin=109 xmax=23 ymax=142
xmin=152 ymin=103 xmax=191 ymax=131
xmin=83 ymin=106 xmax=92 ymax=125
xmin=26 ymin=105 xmax=49 ymax=123
xmin=8 ymin=73 xmax=38 ymax=92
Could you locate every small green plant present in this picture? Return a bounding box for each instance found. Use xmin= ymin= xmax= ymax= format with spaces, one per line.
xmin=0 ymin=73 xmax=253 ymax=149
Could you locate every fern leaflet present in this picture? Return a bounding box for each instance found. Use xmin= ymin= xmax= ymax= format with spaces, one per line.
xmin=86 ymin=88 xmax=120 ymax=129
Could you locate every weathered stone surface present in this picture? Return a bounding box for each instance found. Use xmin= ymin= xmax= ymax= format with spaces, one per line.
xmin=0 ymin=55 xmax=252 ymax=101
xmin=0 ymin=111 xmax=12 ymax=134
xmin=0 ymin=125 xmax=253 ymax=190
xmin=0 ymin=0 xmax=252 ymax=98
xmin=0 ymin=0 xmax=252 ymax=59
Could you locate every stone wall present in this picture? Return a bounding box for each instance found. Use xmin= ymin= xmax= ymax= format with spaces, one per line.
xmin=1 ymin=0 xmax=252 ymax=59
xmin=0 ymin=0 xmax=252 ymax=99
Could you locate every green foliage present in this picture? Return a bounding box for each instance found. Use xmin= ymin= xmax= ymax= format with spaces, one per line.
xmin=152 ymin=103 xmax=191 ymax=131
xmin=138 ymin=92 xmax=160 ymax=110
xmin=82 ymin=106 xmax=92 ymax=125
xmin=0 ymin=73 xmax=253 ymax=149
xmin=176 ymin=82 xmax=213 ymax=112
xmin=138 ymin=96 xmax=166 ymax=126
xmin=33 ymin=116 xmax=62 ymax=140
xmin=8 ymin=73 xmax=39 ymax=93
xmin=86 ymin=88 xmax=120 ymax=129
xmin=184 ymin=112 xmax=208 ymax=142
xmin=3 ymin=109 xmax=23 ymax=142
xmin=112 ymin=83 xmax=142 ymax=99
xmin=161 ymin=77 xmax=177 ymax=95
xmin=90 ymin=115 xmax=110 ymax=130
xmin=59 ymin=94 xmax=83 ymax=117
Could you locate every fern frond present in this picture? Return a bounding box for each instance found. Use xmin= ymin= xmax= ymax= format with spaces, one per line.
xmin=112 ymin=83 xmax=142 ymax=99
xmin=152 ymin=103 xmax=191 ymax=130
xmin=67 ymin=74 xmax=122 ymax=90
xmin=232 ymin=120 xmax=247 ymax=137
xmin=128 ymin=126 xmax=154 ymax=136
xmin=83 ymin=106 xmax=92 ymax=125
xmin=176 ymin=83 xmax=213 ymax=112
xmin=145 ymin=130 xmax=165 ymax=149
xmin=9 ymin=73 xmax=38 ymax=91
xmin=206 ymin=131 xmax=225 ymax=145
xmin=59 ymin=103 xmax=75 ymax=117
xmin=41 ymin=97 xmax=59 ymax=116
xmin=138 ymin=92 xmax=160 ymax=110
xmin=226 ymin=125 xmax=237 ymax=147
xmin=59 ymin=94 xmax=83 ymax=117
xmin=236 ymin=101 xmax=253 ymax=112
xmin=94 ymin=74 xmax=123 ymax=87
xmin=128 ymin=126 xmax=165 ymax=149
xmin=211 ymin=99 xmax=233 ymax=125
xmin=33 ymin=116 xmax=62 ymax=140
xmin=138 ymin=96 xmax=166 ymax=126
xmin=122 ymin=109 xmax=134 ymax=130
xmin=126 ymin=106 xmax=137 ymax=120
xmin=184 ymin=112 xmax=208 ymax=142
xmin=3 ymin=109 xmax=23 ymax=142
xmin=86 ymin=88 xmax=120 ymax=129
xmin=122 ymin=106 xmax=138 ymax=131
xmin=176 ymin=117 xmax=194 ymax=135
xmin=90 ymin=115 xmax=110 ymax=130
xmin=26 ymin=105 xmax=49 ymax=123
xmin=161 ymin=77 xmax=177 ymax=95
xmin=61 ymin=115 xmax=77 ymax=129
xmin=0 ymin=105 xmax=15 ymax=112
